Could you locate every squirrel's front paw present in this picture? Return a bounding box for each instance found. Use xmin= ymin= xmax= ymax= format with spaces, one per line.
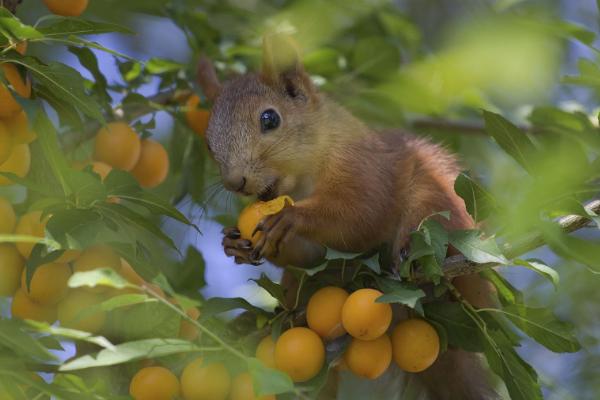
xmin=221 ymin=227 xmax=263 ymax=265
xmin=251 ymin=206 xmax=296 ymax=260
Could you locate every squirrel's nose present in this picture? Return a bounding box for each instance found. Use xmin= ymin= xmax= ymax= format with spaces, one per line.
xmin=223 ymin=175 xmax=247 ymax=193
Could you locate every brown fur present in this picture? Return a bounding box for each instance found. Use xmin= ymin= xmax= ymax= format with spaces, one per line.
xmin=200 ymin=35 xmax=498 ymax=399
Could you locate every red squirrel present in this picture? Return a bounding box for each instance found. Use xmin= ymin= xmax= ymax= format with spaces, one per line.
xmin=197 ymin=35 xmax=499 ymax=400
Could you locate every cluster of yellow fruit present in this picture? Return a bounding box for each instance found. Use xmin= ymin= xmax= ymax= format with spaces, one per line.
xmin=91 ymin=121 xmax=169 ymax=188
xmin=0 ymin=44 xmax=35 ymax=186
xmin=0 ymin=200 xmax=199 ymax=339
xmin=184 ymin=94 xmax=211 ymax=138
xmin=130 ymin=359 xmax=271 ymax=400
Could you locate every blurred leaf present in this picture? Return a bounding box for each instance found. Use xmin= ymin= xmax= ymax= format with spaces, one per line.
xmin=60 ymin=339 xmax=201 ymax=371
xmin=513 ymin=259 xmax=559 ymax=290
xmin=145 ymin=57 xmax=184 ymax=74
xmin=0 ymin=319 xmax=56 ymax=362
xmin=489 ymin=306 xmax=581 ymax=353
xmin=100 ymin=294 xmax=155 ymax=312
xmin=200 ymin=297 xmax=269 ymax=320
xmin=480 ymin=269 xmax=524 ymax=305
xmin=25 ymin=320 xmax=114 ymax=350
xmin=0 ymin=9 xmax=43 ymax=40
xmin=483 ymin=111 xmax=537 ymax=174
xmin=448 ymin=230 xmax=508 ymax=264
xmin=107 ymin=301 xmax=180 ymax=341
xmin=454 ymin=173 xmax=498 ymax=223
xmin=542 ymin=223 xmax=600 ymax=270
xmin=247 ymin=357 xmax=294 ymax=396
xmin=69 ymin=269 xmax=131 ymax=290
xmin=37 ymin=18 xmax=133 ymax=36
xmin=352 ymin=36 xmax=400 ymax=79
xmin=164 ymin=246 xmax=206 ymax=296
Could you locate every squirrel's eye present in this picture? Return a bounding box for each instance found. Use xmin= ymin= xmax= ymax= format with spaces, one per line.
xmin=260 ymin=109 xmax=280 ymax=132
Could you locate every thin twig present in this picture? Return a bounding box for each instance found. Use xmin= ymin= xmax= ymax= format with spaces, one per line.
xmin=418 ymin=199 xmax=600 ymax=281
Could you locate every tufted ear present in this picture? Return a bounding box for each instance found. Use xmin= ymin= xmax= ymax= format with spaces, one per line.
xmin=260 ymin=33 xmax=315 ymax=99
xmin=197 ymin=55 xmax=222 ymax=102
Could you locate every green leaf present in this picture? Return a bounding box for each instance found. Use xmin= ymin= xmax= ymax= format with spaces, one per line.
xmin=45 ymin=208 xmax=104 ymax=250
xmin=145 ymin=57 xmax=185 ymax=74
xmin=448 ymin=230 xmax=508 ymax=264
xmin=14 ymin=57 xmax=104 ymax=122
xmin=542 ymin=223 xmax=600 ymax=270
xmin=487 ymin=306 xmax=581 ymax=353
xmin=483 ymin=110 xmax=537 ymax=174
xmin=352 ymin=36 xmax=400 ymax=79
xmin=37 ymin=18 xmax=134 ymax=37
xmin=420 ymin=218 xmax=449 ymax=267
xmin=424 ymin=302 xmax=485 ymax=352
xmin=200 ymin=297 xmax=268 ymax=320
xmin=0 ymin=9 xmax=43 ymax=40
xmin=247 ymin=357 xmax=295 ymax=396
xmin=119 ymin=192 xmax=194 ymax=227
xmin=375 ymin=278 xmax=426 ymax=309
xmin=59 ymin=339 xmax=201 ymax=371
xmin=68 ymin=269 xmax=132 ymax=290
xmin=0 ymin=319 xmax=56 ymax=362
xmin=163 ymin=246 xmax=206 ymax=296
xmin=252 ymin=274 xmax=286 ymax=305
xmin=100 ymin=294 xmax=156 ymax=312
xmin=483 ymin=330 xmax=542 ymax=400
xmin=513 ymin=259 xmax=559 ymax=289
xmin=68 ymin=46 xmax=111 ymax=107
xmin=454 ymin=173 xmax=497 ymax=223
xmin=480 ymin=269 xmax=523 ymax=305
xmin=106 ymin=301 xmax=180 ymax=341
xmin=24 ymin=320 xmax=114 ymax=350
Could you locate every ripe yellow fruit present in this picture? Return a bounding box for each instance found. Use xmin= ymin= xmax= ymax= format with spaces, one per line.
xmin=307 ymin=286 xmax=349 ymax=340
xmin=42 ymin=0 xmax=89 ymax=16
xmin=453 ymin=274 xmax=499 ymax=309
xmin=185 ymin=95 xmax=210 ymax=137
xmin=274 ymin=327 xmax=325 ymax=382
xmin=180 ymin=358 xmax=231 ymax=400
xmin=0 ymin=196 xmax=16 ymax=234
xmin=391 ymin=319 xmax=440 ymax=373
xmin=0 ymin=144 xmax=30 ymax=185
xmin=230 ymin=372 xmax=276 ymax=400
xmin=11 ymin=288 xmax=57 ymax=323
xmin=21 ymin=262 xmax=71 ymax=305
xmin=4 ymin=111 xmax=36 ymax=144
xmin=73 ymin=245 xmax=121 ymax=273
xmin=179 ymin=306 xmax=201 ymax=341
xmin=129 ymin=366 xmax=180 ymax=400
xmin=238 ymin=196 xmax=294 ymax=246
xmin=255 ymin=335 xmax=276 ymax=369
xmin=130 ymin=139 xmax=169 ymax=188
xmin=341 ymin=288 xmax=392 ymax=341
xmin=0 ymin=244 xmax=24 ymax=296
xmin=14 ymin=210 xmax=47 ymax=258
xmin=94 ymin=122 xmax=141 ymax=171
xmin=0 ymin=122 xmax=12 ymax=165
xmin=90 ymin=161 xmax=112 ymax=181
xmin=344 ymin=335 xmax=392 ymax=379
xmin=2 ymin=64 xmax=31 ymax=99
xmin=57 ymin=289 xmax=106 ymax=333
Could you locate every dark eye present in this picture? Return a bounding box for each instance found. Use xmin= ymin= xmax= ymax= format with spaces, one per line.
xmin=260 ymin=109 xmax=281 ymax=132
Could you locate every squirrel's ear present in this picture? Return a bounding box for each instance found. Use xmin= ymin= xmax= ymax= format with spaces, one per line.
xmin=197 ymin=55 xmax=222 ymax=102
xmin=260 ymin=34 xmax=314 ymax=99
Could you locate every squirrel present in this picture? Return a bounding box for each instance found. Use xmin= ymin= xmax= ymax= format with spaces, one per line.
xmin=197 ymin=34 xmax=499 ymax=400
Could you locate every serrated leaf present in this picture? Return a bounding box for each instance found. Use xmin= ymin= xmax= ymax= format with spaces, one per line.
xmin=448 ymin=229 xmax=508 ymax=264
xmin=483 ymin=110 xmax=537 ymax=174
xmin=59 ymin=339 xmax=201 ymax=371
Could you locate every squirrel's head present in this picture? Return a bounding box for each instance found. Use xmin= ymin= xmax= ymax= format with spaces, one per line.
xmin=198 ymin=35 xmax=323 ymax=201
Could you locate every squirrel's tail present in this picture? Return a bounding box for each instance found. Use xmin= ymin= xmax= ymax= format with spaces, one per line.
xmin=417 ymin=348 xmax=500 ymax=400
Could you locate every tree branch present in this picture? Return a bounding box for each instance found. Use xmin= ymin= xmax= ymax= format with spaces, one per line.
xmin=1 ymin=0 xmax=22 ymax=14
xmin=418 ymin=199 xmax=600 ymax=281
